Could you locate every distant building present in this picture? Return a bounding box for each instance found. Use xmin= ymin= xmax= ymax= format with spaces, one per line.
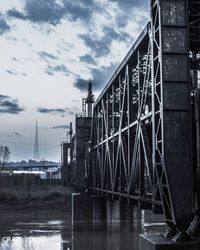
xmin=12 ymin=170 xmax=47 ymax=179
xmin=61 ymin=82 xmax=94 ymax=189
xmin=5 ymin=160 xmax=61 ymax=179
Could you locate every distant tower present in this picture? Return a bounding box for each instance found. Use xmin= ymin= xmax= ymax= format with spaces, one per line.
xmin=33 ymin=120 xmax=40 ymax=161
xmin=69 ymin=122 xmax=73 ymax=141
xmin=85 ymin=82 xmax=94 ymax=117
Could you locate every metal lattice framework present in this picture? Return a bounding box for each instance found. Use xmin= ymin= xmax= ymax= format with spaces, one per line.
xmin=60 ymin=0 xmax=200 ymax=240
xmin=87 ymin=0 xmax=199 ymax=239
xmin=89 ymin=23 xmax=158 ymax=206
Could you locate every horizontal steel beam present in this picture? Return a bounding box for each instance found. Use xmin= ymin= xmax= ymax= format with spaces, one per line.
xmin=89 ymin=187 xmax=161 ymax=206
xmin=92 ymin=112 xmax=152 ymax=149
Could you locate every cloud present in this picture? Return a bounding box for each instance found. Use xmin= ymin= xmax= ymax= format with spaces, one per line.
xmin=8 ymin=1 xmax=65 ymax=25
xmin=7 ymin=8 xmax=26 ymax=20
xmin=14 ymin=132 xmax=22 ymax=137
xmin=101 ymin=25 xmax=131 ymax=48
xmin=7 ymin=69 xmax=27 ymax=77
xmin=26 ymin=0 xmax=64 ymax=25
xmin=52 ymin=124 xmax=70 ymax=129
xmin=0 ymin=14 xmax=10 ymax=35
xmin=103 ymin=26 xmax=124 ymax=42
xmin=0 ymin=95 xmax=25 ymax=114
xmin=79 ymin=26 xmax=128 ymax=59
xmin=74 ymin=63 xmax=117 ymax=91
xmin=36 ymin=46 xmax=65 ymax=74
xmin=39 ymin=51 xmax=58 ymax=62
xmin=112 ymin=2 xmax=149 ymax=29
xmin=74 ymin=78 xmax=90 ymax=92
xmin=67 ymin=111 xmax=74 ymax=115
xmin=79 ymin=54 xmax=96 ymax=65
xmin=6 ymin=70 xmax=18 ymax=76
xmin=79 ymin=34 xmax=110 ymax=58
xmin=38 ymin=107 xmax=75 ymax=117
xmin=110 ymin=0 xmax=149 ymax=9
xmin=45 ymin=64 xmax=70 ymax=76
xmin=7 ymin=0 xmax=94 ymax=26
xmin=0 ymin=95 xmax=8 ymax=100
xmin=91 ymin=64 xmax=117 ymax=89
xmin=38 ymin=107 xmax=66 ymax=114
xmin=62 ymin=0 xmax=93 ymax=22
xmin=1 ymin=132 xmax=22 ymax=137
xmin=12 ymin=57 xmax=19 ymax=61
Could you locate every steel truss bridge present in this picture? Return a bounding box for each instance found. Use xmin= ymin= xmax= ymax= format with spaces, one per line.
xmin=88 ymin=0 xmax=200 ymax=241
xmin=65 ymin=0 xmax=200 ymax=242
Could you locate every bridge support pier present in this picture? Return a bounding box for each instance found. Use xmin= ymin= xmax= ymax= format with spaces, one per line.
xmin=106 ymin=200 xmax=134 ymax=229
xmin=72 ymin=193 xmax=107 ymax=230
xmin=72 ymin=193 xmax=134 ymax=230
xmin=139 ymin=234 xmax=200 ymax=250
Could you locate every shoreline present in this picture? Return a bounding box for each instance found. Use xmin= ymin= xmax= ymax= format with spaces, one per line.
xmin=0 ymin=185 xmax=75 ymax=211
xmin=0 ymin=196 xmax=72 ymax=211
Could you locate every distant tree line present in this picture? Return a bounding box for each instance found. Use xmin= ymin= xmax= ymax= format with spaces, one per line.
xmin=0 ymin=145 xmax=10 ymax=170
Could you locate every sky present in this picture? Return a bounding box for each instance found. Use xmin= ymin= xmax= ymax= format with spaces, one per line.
xmin=0 ymin=0 xmax=149 ymax=162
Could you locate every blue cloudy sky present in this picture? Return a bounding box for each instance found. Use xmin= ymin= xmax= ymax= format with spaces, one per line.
xmin=0 ymin=0 xmax=149 ymax=162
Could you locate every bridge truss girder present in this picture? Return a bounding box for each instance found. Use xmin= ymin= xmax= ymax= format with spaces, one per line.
xmin=88 ymin=0 xmax=200 ymax=240
xmin=89 ymin=24 xmax=159 ymax=207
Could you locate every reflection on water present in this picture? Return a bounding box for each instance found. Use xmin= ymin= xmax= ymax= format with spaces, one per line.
xmin=2 ymin=235 xmax=61 ymax=250
xmin=0 ymin=208 xmax=166 ymax=250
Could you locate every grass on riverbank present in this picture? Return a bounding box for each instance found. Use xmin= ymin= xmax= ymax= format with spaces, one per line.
xmin=0 ymin=185 xmax=76 ymax=209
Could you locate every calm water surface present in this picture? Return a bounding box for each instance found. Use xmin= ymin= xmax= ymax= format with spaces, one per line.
xmin=0 ymin=208 xmax=166 ymax=250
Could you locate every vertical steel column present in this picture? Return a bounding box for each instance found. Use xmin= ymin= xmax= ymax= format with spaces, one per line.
xmin=151 ymin=0 xmax=193 ymax=238
xmin=187 ymin=0 xmax=200 ymax=237
xmin=112 ymin=84 xmax=115 ymax=190
xmin=119 ymin=75 xmax=122 ymax=193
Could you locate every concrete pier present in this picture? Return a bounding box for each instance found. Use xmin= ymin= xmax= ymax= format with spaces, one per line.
xmin=139 ymin=234 xmax=200 ymax=250
xmin=106 ymin=200 xmax=134 ymax=230
xmin=72 ymin=193 xmax=135 ymax=230
xmin=72 ymin=193 xmax=107 ymax=230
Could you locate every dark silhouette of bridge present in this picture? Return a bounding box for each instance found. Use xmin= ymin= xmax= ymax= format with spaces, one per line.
xmin=61 ymin=0 xmax=200 ymax=248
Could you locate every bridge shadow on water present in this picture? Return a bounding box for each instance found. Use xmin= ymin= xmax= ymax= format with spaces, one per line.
xmin=0 ymin=207 xmax=166 ymax=250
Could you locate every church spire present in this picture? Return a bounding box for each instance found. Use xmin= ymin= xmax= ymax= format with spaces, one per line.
xmin=33 ymin=119 xmax=40 ymax=161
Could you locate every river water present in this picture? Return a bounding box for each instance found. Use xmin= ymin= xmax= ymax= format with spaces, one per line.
xmin=0 ymin=207 xmax=166 ymax=250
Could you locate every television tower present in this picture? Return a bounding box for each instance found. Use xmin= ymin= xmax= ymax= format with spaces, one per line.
xmin=33 ymin=120 xmax=40 ymax=161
